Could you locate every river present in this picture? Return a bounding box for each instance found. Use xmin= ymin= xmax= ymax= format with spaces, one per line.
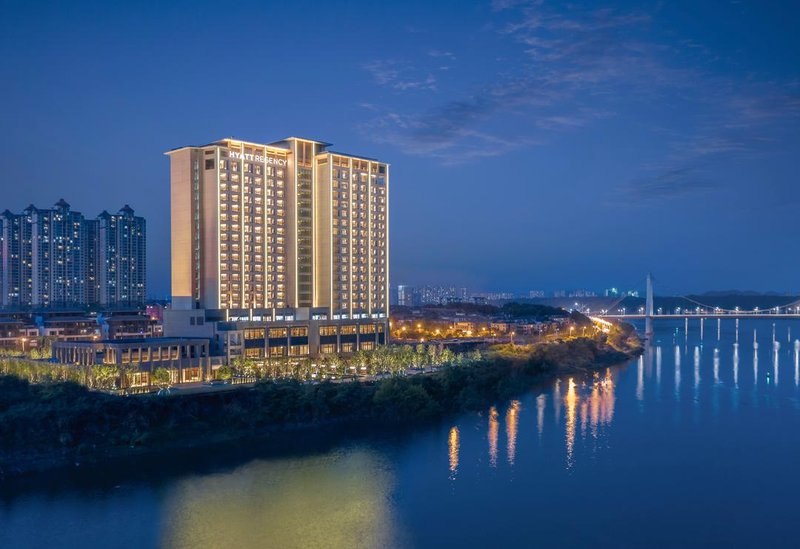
xmin=2 ymin=318 xmax=800 ymax=548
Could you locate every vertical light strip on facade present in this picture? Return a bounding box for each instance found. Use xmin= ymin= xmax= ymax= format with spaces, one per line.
xmin=262 ymin=149 xmax=268 ymax=310
xmin=293 ymin=143 xmax=298 ymax=308
xmin=385 ymin=165 xmax=390 ymax=319
xmin=366 ymin=161 xmax=372 ymax=317
xmin=328 ymin=155 xmax=333 ymax=319
xmin=239 ymin=143 xmax=245 ymax=309
xmin=216 ymin=147 xmax=221 ymax=310
xmin=348 ymin=157 xmax=353 ymax=319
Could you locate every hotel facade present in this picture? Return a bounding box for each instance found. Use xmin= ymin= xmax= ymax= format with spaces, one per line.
xmin=164 ymin=137 xmax=389 ymax=360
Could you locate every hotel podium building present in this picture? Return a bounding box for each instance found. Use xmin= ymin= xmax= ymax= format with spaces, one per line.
xmin=164 ymin=137 xmax=389 ymax=361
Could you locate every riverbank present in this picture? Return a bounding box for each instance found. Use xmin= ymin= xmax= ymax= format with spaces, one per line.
xmin=0 ymin=332 xmax=641 ymax=480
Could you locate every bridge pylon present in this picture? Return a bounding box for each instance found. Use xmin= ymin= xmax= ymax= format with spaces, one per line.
xmin=645 ymin=273 xmax=654 ymax=340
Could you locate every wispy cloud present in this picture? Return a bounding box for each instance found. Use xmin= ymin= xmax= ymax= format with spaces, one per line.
xmin=359 ymin=0 xmax=800 ymax=181
xmin=428 ymin=50 xmax=456 ymax=60
xmin=616 ymin=166 xmax=718 ymax=203
xmin=363 ymin=60 xmax=437 ymax=91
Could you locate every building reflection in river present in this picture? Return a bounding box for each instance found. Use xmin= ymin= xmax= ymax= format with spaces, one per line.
xmin=565 ymin=378 xmax=578 ymax=470
xmin=564 ymin=370 xmax=617 ymax=470
xmin=636 ymin=355 xmax=644 ymax=401
xmin=675 ymin=345 xmax=681 ymax=400
xmin=506 ymin=401 xmax=521 ymax=466
xmin=159 ymin=449 xmax=400 ymax=549
xmin=536 ymin=394 xmax=546 ymax=440
xmin=773 ymin=347 xmax=779 ymax=386
xmin=448 ymin=426 xmax=460 ymax=478
xmin=488 ymin=406 xmax=499 ymax=468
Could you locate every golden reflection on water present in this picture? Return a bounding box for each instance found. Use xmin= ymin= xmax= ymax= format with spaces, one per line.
xmin=448 ymin=426 xmax=460 ymax=478
xmin=488 ymin=406 xmax=499 ymax=468
xmin=565 ymin=378 xmax=578 ymax=470
xmin=159 ymin=450 xmax=400 ymax=549
xmin=564 ymin=370 xmax=616 ymax=469
xmin=505 ymin=401 xmax=521 ymax=466
xmin=590 ymin=369 xmax=616 ymax=429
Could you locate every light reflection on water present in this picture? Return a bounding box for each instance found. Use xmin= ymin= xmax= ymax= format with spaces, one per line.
xmin=505 ymin=401 xmax=520 ymax=466
xmin=159 ymin=451 xmax=401 ymax=549
xmin=487 ymin=406 xmax=499 ymax=468
xmin=448 ymin=426 xmax=459 ymax=478
xmin=564 ymin=379 xmax=578 ymax=470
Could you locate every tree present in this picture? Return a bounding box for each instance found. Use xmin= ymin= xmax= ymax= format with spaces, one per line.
xmin=231 ymin=356 xmax=257 ymax=378
xmin=92 ymin=364 xmax=120 ymax=390
xmin=152 ymin=367 xmax=171 ymax=388
xmin=216 ymin=365 xmax=234 ymax=380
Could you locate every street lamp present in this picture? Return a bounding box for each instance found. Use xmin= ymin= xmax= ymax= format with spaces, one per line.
xmin=20 ymin=337 xmax=27 ymax=354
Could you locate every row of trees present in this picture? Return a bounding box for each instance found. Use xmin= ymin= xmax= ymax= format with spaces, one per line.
xmin=0 ymin=339 xmax=54 ymax=360
xmin=0 ymin=344 xmax=485 ymax=391
xmin=0 ymin=357 xmax=125 ymax=390
xmin=228 ymin=344 xmax=483 ymax=382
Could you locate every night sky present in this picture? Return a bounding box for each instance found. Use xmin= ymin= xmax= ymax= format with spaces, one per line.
xmin=2 ymin=0 xmax=798 ymax=297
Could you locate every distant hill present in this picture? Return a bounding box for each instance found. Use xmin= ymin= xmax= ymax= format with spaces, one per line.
xmin=699 ymin=290 xmax=791 ymax=297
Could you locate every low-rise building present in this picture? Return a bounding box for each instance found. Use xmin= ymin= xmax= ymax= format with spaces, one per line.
xmin=52 ymin=337 xmax=213 ymax=387
xmin=0 ymin=309 xmax=157 ymax=349
xmin=164 ymin=307 xmax=386 ymax=364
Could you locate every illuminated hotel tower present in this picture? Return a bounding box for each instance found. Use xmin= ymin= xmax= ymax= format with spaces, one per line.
xmin=166 ymin=137 xmax=389 ymax=321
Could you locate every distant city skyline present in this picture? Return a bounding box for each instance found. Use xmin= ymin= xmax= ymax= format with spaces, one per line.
xmin=2 ymin=1 xmax=798 ymax=297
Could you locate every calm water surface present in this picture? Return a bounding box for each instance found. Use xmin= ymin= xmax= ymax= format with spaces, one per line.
xmin=3 ymin=319 xmax=800 ymax=548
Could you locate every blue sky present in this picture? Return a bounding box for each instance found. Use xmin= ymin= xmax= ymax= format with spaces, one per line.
xmin=1 ymin=0 xmax=798 ymax=296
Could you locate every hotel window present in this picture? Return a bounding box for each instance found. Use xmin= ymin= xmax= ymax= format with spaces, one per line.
xmin=291 ymin=327 xmax=308 ymax=337
xmin=289 ymin=345 xmax=309 ymax=356
xmin=244 ymin=328 xmax=264 ymax=339
xmin=320 ymin=325 xmax=337 ymax=336
xmin=245 ymin=348 xmax=264 ymax=358
xmin=360 ymin=341 xmax=375 ymax=351
xmin=359 ymin=324 xmax=376 ymax=334
xmin=269 ymin=328 xmax=287 ymax=338
xmin=341 ymin=343 xmax=354 ymax=353
xmin=341 ymin=325 xmax=357 ymax=335
xmin=269 ymin=346 xmax=286 ymax=357
xmin=320 ymin=343 xmax=337 ymax=354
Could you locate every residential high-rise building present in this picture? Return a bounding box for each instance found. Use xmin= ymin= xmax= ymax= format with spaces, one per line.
xmin=397 ymin=284 xmax=418 ymax=307
xmin=397 ymin=285 xmax=468 ymax=307
xmin=164 ymin=137 xmax=389 ymax=359
xmin=0 ymin=200 xmax=146 ymax=308
xmin=97 ymin=206 xmax=147 ymax=307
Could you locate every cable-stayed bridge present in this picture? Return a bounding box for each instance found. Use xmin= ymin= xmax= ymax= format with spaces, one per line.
xmin=594 ymin=274 xmax=800 ymax=331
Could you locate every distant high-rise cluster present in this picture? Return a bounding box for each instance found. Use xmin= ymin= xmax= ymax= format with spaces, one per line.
xmin=0 ymin=200 xmax=146 ymax=308
xmin=397 ymin=285 xmax=468 ymax=306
